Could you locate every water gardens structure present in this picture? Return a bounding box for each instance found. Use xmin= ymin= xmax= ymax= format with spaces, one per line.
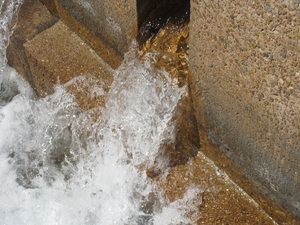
xmin=6 ymin=0 xmax=300 ymax=223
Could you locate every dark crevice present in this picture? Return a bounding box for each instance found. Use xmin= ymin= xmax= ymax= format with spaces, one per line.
xmin=137 ymin=0 xmax=190 ymax=46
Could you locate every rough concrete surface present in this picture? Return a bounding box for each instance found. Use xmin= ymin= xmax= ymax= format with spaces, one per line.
xmin=139 ymin=24 xmax=278 ymax=224
xmin=197 ymin=129 xmax=299 ymax=224
xmin=55 ymin=0 xmax=137 ymax=56
xmin=54 ymin=0 xmax=123 ymax=69
xmin=157 ymin=150 xmax=277 ymax=225
xmin=7 ymin=0 xmax=300 ymax=222
xmin=39 ymin=0 xmax=59 ymax=15
xmin=24 ymin=21 xmax=114 ymax=110
xmin=190 ymin=0 xmax=300 ymax=220
xmin=7 ymin=0 xmax=57 ymax=86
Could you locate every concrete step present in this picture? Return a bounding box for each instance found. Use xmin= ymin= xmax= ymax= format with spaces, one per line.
xmin=156 ymin=133 xmax=278 ymax=224
xmin=7 ymin=0 xmax=298 ymax=224
xmin=7 ymin=0 xmax=57 ymax=87
xmin=23 ymin=21 xmax=114 ymax=112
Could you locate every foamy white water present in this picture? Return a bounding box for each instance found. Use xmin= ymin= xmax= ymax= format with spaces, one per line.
xmin=0 ymin=53 xmax=200 ymax=225
xmin=0 ymin=0 xmax=22 ymax=78
xmin=0 ymin=1 xmax=200 ymax=224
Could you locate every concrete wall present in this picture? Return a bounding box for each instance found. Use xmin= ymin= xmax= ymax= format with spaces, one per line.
xmin=38 ymin=0 xmax=136 ymax=69
xmin=8 ymin=0 xmax=300 ymax=221
xmin=7 ymin=0 xmax=57 ymax=87
xmin=190 ymin=0 xmax=300 ymax=218
xmin=8 ymin=0 xmax=114 ymax=112
xmin=55 ymin=0 xmax=137 ymax=56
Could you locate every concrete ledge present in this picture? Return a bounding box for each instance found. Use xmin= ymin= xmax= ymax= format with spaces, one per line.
xmin=55 ymin=0 xmax=137 ymax=55
xmin=39 ymin=0 xmax=58 ymax=16
xmin=54 ymin=0 xmax=123 ymax=69
xmin=24 ymin=21 xmax=114 ymax=110
xmin=157 ymin=148 xmax=277 ymax=224
xmin=190 ymin=0 xmax=300 ymax=221
xmin=7 ymin=0 xmax=57 ymax=86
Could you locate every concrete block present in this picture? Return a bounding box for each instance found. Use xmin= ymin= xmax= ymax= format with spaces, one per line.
xmin=56 ymin=0 xmax=137 ymax=56
xmin=38 ymin=0 xmax=59 ymax=16
xmin=54 ymin=0 xmax=123 ymax=69
xmin=157 ymin=149 xmax=277 ymax=224
xmin=190 ymin=0 xmax=300 ymax=221
xmin=24 ymin=21 xmax=114 ymax=110
xmin=7 ymin=0 xmax=57 ymax=86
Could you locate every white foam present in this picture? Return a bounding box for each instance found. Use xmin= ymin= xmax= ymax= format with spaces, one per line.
xmin=0 ymin=49 xmax=200 ymax=224
xmin=0 ymin=1 xmax=199 ymax=223
xmin=0 ymin=0 xmax=23 ymax=78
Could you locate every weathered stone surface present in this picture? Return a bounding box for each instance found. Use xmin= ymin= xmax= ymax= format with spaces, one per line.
xmin=39 ymin=0 xmax=58 ymax=15
xmin=54 ymin=0 xmax=123 ymax=69
xmin=156 ymin=150 xmax=278 ymax=224
xmin=7 ymin=0 xmax=57 ymax=87
xmin=55 ymin=0 xmax=137 ymax=56
xmin=24 ymin=21 xmax=114 ymax=110
xmin=197 ymin=130 xmax=299 ymax=224
xmin=190 ymin=0 xmax=300 ymax=220
xmin=8 ymin=0 xmax=299 ymax=221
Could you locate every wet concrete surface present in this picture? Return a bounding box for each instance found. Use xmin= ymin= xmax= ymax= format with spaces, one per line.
xmin=7 ymin=3 xmax=298 ymax=222
xmin=140 ymin=24 xmax=293 ymax=224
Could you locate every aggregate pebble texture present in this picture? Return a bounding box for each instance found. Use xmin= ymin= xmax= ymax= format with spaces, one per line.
xmin=189 ymin=0 xmax=300 ymax=220
xmin=157 ymin=148 xmax=277 ymax=225
xmin=54 ymin=0 xmax=123 ymax=69
xmin=7 ymin=0 xmax=57 ymax=87
xmin=7 ymin=0 xmax=300 ymax=223
xmin=142 ymin=24 xmax=278 ymax=225
xmin=24 ymin=21 xmax=114 ymax=112
xmin=55 ymin=0 xmax=137 ymax=56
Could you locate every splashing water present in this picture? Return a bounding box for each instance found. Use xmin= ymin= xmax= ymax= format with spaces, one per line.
xmin=0 ymin=1 xmax=201 ymax=224
xmin=0 ymin=0 xmax=22 ymax=79
xmin=0 ymin=53 xmax=200 ymax=224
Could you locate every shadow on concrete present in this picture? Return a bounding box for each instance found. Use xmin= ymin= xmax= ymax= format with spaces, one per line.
xmin=137 ymin=0 xmax=190 ymax=45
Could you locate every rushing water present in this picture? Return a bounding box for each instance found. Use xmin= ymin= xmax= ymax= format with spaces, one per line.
xmin=0 ymin=1 xmax=200 ymax=224
xmin=0 ymin=0 xmax=22 ymax=78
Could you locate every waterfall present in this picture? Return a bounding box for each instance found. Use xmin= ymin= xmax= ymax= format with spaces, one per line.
xmin=0 ymin=2 xmax=200 ymax=224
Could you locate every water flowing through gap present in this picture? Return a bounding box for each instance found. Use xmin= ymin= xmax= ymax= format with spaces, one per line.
xmin=0 ymin=1 xmax=201 ymax=224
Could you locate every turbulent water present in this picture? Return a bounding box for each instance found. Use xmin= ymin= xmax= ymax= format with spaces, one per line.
xmin=0 ymin=1 xmax=200 ymax=224
xmin=0 ymin=0 xmax=22 ymax=78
